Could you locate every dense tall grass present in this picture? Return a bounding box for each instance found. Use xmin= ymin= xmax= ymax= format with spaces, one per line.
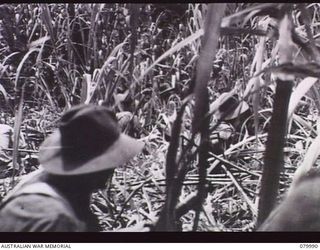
xmin=1 ymin=3 xmax=320 ymax=231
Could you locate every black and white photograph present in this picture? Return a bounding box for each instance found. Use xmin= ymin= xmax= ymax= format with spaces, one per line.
xmin=0 ymin=2 xmax=319 ymax=242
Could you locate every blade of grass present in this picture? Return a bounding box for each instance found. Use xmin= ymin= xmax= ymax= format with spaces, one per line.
xmin=11 ymin=84 xmax=26 ymax=186
xmin=87 ymin=4 xmax=100 ymax=69
xmin=27 ymin=36 xmax=50 ymax=49
xmin=88 ymin=37 xmax=129 ymax=103
xmin=80 ymin=73 xmax=91 ymax=104
xmin=128 ymin=4 xmax=139 ymax=84
xmin=0 ymin=83 xmax=9 ymax=105
xmin=289 ymin=129 xmax=320 ymax=195
xmin=14 ymin=48 xmax=41 ymax=89
xmin=40 ymin=4 xmax=56 ymax=42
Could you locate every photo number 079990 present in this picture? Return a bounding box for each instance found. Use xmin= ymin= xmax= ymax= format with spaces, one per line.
xmin=300 ymin=244 xmax=319 ymax=249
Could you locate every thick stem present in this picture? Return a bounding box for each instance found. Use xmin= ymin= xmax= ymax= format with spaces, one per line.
xmin=257 ymin=79 xmax=293 ymax=226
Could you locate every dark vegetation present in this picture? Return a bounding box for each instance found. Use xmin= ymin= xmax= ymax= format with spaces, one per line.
xmin=1 ymin=3 xmax=320 ymax=231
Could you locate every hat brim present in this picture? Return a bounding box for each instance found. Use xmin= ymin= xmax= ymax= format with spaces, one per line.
xmin=39 ymin=130 xmax=144 ymax=175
